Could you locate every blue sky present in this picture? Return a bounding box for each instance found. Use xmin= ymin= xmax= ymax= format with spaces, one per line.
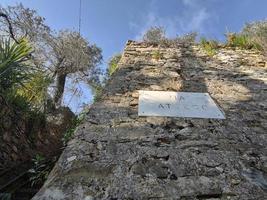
xmin=1 ymin=0 xmax=267 ymax=112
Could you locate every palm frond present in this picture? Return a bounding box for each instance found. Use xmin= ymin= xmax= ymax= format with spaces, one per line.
xmin=0 ymin=38 xmax=32 ymax=91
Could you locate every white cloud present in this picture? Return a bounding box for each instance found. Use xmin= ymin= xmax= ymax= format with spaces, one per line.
xmin=130 ymin=0 xmax=214 ymax=40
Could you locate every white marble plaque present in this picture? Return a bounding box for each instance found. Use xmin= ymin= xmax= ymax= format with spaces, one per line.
xmin=138 ymin=91 xmax=225 ymax=119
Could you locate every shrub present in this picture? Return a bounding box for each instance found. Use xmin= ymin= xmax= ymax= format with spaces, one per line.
xmin=93 ymin=85 xmax=103 ymax=102
xmin=158 ymin=32 xmax=197 ymax=47
xmin=108 ymin=53 xmax=122 ymax=76
xmin=152 ymin=50 xmax=163 ymax=60
xmin=241 ymin=20 xmax=267 ymax=53
xmin=0 ymin=38 xmax=51 ymax=112
xmin=3 ymin=90 xmax=31 ymax=112
xmin=0 ymin=38 xmax=34 ymax=112
xmin=29 ymin=154 xmax=57 ymax=186
xmin=142 ymin=26 xmax=197 ymax=46
xmin=174 ymin=32 xmax=197 ymax=45
xmin=142 ymin=26 xmax=166 ymax=43
xmin=16 ymin=71 xmax=51 ymax=110
xmin=62 ymin=110 xmax=86 ymax=145
xmin=226 ymin=33 xmax=262 ymax=50
xmin=200 ymin=38 xmax=219 ymax=56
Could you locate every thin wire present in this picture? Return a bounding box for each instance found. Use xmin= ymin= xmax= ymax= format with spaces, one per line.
xmin=67 ymin=87 xmax=78 ymax=107
xmin=78 ymin=0 xmax=82 ymax=35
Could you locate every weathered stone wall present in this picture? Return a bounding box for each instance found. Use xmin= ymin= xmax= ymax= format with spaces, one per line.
xmin=34 ymin=41 xmax=267 ymax=200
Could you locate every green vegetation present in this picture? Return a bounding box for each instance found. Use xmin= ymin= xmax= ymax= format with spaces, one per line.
xmin=152 ymin=50 xmax=163 ymax=60
xmin=93 ymin=85 xmax=103 ymax=103
xmin=199 ymin=32 xmax=263 ymax=56
xmin=200 ymin=38 xmax=219 ymax=56
xmin=29 ymin=154 xmax=56 ymax=186
xmin=16 ymin=72 xmax=51 ymax=109
xmin=142 ymin=26 xmax=197 ymax=47
xmin=0 ymin=1 xmax=266 ymax=169
xmin=224 ymin=21 xmax=267 ymax=52
xmin=226 ymin=33 xmax=262 ymax=50
xmin=0 ymin=38 xmax=36 ymax=113
xmin=143 ymin=26 xmax=166 ymax=43
xmin=142 ymin=21 xmax=267 ymax=55
xmin=242 ymin=20 xmax=267 ymax=53
xmin=108 ymin=53 xmax=122 ymax=76
xmin=0 ymin=6 xmax=103 ymax=186
xmin=62 ymin=108 xmax=88 ymax=145
xmin=172 ymin=32 xmax=197 ymax=44
xmin=0 ymin=38 xmax=32 ymax=92
xmin=0 ymin=4 xmax=102 ymax=108
xmin=0 ymin=38 xmax=51 ymax=120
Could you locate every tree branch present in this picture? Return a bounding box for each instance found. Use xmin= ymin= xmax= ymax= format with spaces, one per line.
xmin=0 ymin=12 xmax=19 ymax=44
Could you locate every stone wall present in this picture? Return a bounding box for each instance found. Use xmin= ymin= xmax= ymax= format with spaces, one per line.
xmin=34 ymin=41 xmax=267 ymax=199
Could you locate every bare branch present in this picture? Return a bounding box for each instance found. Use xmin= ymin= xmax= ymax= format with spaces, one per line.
xmin=0 ymin=12 xmax=19 ymax=43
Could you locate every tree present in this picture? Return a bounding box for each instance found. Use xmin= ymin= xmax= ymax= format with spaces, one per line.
xmin=142 ymin=26 xmax=166 ymax=43
xmin=0 ymin=4 xmax=102 ymax=108
xmin=0 ymin=4 xmax=52 ymax=69
xmin=50 ymin=30 xmax=102 ymax=107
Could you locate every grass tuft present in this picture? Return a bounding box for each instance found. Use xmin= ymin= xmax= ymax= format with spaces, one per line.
xmin=200 ymin=38 xmax=219 ymax=56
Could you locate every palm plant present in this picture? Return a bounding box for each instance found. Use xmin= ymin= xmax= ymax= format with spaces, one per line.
xmin=0 ymin=38 xmax=32 ymax=92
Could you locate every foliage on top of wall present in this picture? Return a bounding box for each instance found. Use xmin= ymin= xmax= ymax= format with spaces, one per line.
xmin=226 ymin=33 xmax=262 ymax=50
xmin=142 ymin=26 xmax=197 ymax=47
xmin=142 ymin=26 xmax=166 ymax=44
xmin=200 ymin=38 xmax=219 ymax=56
xmin=152 ymin=50 xmax=163 ymax=60
xmin=241 ymin=20 xmax=267 ymax=54
xmin=108 ymin=53 xmax=122 ymax=76
xmin=142 ymin=20 xmax=267 ymax=55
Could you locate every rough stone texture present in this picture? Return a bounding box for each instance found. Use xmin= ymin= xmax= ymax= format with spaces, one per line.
xmin=34 ymin=41 xmax=267 ymax=200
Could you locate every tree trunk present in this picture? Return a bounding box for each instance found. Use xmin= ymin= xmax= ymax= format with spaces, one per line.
xmin=53 ymin=73 xmax=67 ymax=107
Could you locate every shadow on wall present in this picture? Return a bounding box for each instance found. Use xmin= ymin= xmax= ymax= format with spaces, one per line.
xmin=179 ymin=44 xmax=267 ymax=191
xmin=106 ymin=42 xmax=267 ymax=191
xmin=33 ymin=42 xmax=267 ymax=199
